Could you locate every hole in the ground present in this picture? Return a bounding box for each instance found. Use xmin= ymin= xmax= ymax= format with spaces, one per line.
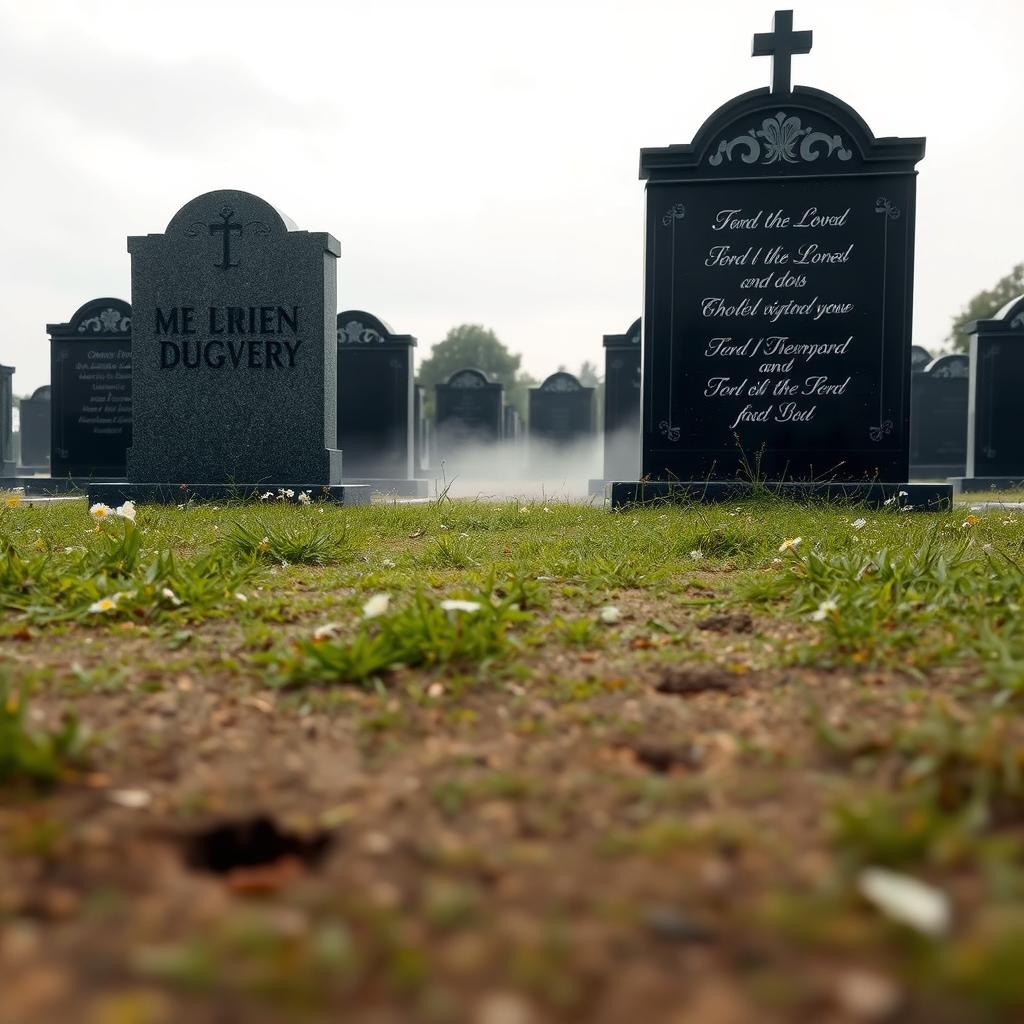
xmin=184 ymin=815 xmax=332 ymax=875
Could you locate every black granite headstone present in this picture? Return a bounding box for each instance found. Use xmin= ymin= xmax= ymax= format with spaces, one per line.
xmin=951 ymin=295 xmax=1024 ymax=492
xmin=602 ymin=318 xmax=642 ymax=481
xmin=18 ymin=385 xmax=51 ymax=470
xmin=0 ymin=365 xmax=13 ymax=475
xmin=335 ymin=311 xmax=425 ymax=495
xmin=612 ymin=10 xmax=949 ymax=510
xmin=435 ymin=368 xmax=503 ymax=456
xmin=47 ymin=297 xmax=132 ymax=477
xmin=90 ymin=190 xmax=367 ymax=505
xmin=911 ymin=345 xmax=933 ymax=373
xmin=529 ymin=373 xmax=595 ymax=448
xmin=910 ymin=356 xmax=967 ymax=478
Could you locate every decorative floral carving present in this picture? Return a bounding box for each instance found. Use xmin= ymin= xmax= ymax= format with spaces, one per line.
xmin=77 ymin=308 xmax=131 ymax=334
xmin=659 ymin=420 xmax=681 ymax=442
xmin=874 ymin=197 xmax=901 ymax=220
xmin=661 ymin=204 xmax=686 ymax=227
xmin=337 ymin=320 xmax=385 ymax=345
xmin=540 ymin=373 xmax=582 ymax=393
xmin=449 ymin=371 xmax=486 ymax=389
xmin=708 ymin=112 xmax=852 ymax=167
xmin=869 ymin=419 xmax=893 ymax=442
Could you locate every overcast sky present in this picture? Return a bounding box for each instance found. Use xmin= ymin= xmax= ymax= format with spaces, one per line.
xmin=2 ymin=0 xmax=1021 ymax=395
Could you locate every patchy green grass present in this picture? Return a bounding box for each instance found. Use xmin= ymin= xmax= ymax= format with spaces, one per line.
xmin=2 ymin=491 xmax=1024 ymax=1022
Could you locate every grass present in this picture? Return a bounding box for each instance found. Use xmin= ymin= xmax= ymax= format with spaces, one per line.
xmin=3 ymin=491 xmax=1024 ymax=1021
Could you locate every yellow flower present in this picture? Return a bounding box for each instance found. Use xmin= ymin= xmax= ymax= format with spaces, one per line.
xmin=4 ymin=495 xmax=20 ymax=508
xmin=778 ymin=537 xmax=802 ymax=553
xmin=962 ymin=514 xmax=979 ymax=528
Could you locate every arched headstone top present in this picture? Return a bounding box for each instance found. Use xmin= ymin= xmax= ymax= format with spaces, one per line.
xmin=604 ymin=318 xmax=641 ymax=348
xmin=336 ymin=310 xmax=416 ymax=347
xmin=133 ymin=190 xmax=339 ymax=266
xmin=165 ymin=189 xmax=295 ymax=237
xmin=996 ymin=294 xmax=1024 ymax=329
xmin=927 ymin=354 xmax=969 ymax=379
xmin=29 ymin=385 xmax=51 ymax=401
xmin=47 ymin=297 xmax=132 ymax=339
xmin=445 ymin=368 xmax=492 ymax=389
xmin=964 ymin=294 xmax=1024 ymax=336
xmin=640 ymin=10 xmax=923 ymax=182
xmin=911 ymin=345 xmax=933 ymax=372
xmin=538 ymin=372 xmax=585 ymax=393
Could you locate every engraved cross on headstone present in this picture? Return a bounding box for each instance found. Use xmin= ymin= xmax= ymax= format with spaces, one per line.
xmin=752 ymin=9 xmax=812 ymax=95
xmin=209 ymin=206 xmax=242 ymax=270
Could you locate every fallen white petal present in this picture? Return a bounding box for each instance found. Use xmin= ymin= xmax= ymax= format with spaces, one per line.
xmin=362 ymin=593 xmax=391 ymax=618
xmin=440 ymin=599 xmax=481 ymax=613
xmin=858 ymin=867 xmax=951 ymax=937
xmin=599 ymin=605 xmax=622 ymax=624
xmin=108 ymin=788 xmax=152 ymax=809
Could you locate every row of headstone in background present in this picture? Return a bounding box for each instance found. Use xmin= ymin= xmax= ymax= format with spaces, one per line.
xmin=0 ymin=365 xmax=13 ymax=475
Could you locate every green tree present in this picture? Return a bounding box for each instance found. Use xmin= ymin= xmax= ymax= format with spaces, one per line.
xmin=948 ymin=263 xmax=1024 ymax=352
xmin=417 ymin=324 xmax=521 ymax=391
xmin=418 ymin=324 xmax=535 ymax=416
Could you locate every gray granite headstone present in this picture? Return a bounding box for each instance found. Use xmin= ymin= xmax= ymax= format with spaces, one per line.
xmin=110 ymin=189 xmax=348 ymax=497
xmin=0 ymin=365 xmax=13 ymax=475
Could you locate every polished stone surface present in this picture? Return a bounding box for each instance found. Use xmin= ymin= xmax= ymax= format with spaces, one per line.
xmin=127 ymin=190 xmax=341 ymax=487
xmin=48 ymin=297 xmax=132 ymax=477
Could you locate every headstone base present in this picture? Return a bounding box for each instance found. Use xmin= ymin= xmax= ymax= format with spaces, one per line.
xmin=342 ymin=478 xmax=429 ymax=498
xmin=87 ymin=482 xmax=371 ymax=506
xmin=910 ymin=464 xmax=966 ymax=481
xmin=0 ymin=476 xmax=124 ymax=495
xmin=588 ymin=478 xmax=606 ymax=497
xmin=949 ymin=477 xmax=1024 ymax=495
xmin=609 ymin=480 xmax=952 ymax=511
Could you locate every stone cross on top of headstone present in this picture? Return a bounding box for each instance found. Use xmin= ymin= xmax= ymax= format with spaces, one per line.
xmin=752 ymin=10 xmax=812 ymax=95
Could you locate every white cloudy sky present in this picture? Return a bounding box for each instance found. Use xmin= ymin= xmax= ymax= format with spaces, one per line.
xmin=1 ymin=0 xmax=1021 ymax=394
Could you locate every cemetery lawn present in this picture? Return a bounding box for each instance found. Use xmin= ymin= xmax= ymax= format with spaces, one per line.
xmin=4 ymin=494 xmax=1024 ymax=1023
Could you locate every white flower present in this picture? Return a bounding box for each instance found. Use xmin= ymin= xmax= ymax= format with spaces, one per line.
xmin=381 ymin=558 xmax=396 ymax=569
xmin=778 ymin=537 xmax=802 ymax=553
xmin=259 ymin=491 xmax=273 ymax=501
xmin=851 ymin=518 xmax=867 ymax=530
xmin=285 ymin=489 xmax=295 ymax=499
xmin=689 ymin=549 xmax=703 ymax=561
xmin=298 ymin=490 xmax=311 ymax=505
xmin=161 ymin=587 xmax=183 ymax=607
xmin=88 ymin=596 xmax=119 ymax=614
xmin=599 ymin=605 xmax=621 ymax=624
xmin=362 ymin=593 xmax=391 ymax=618
xmin=440 ymin=599 xmax=481 ymax=614
xmin=543 ymin=506 xmax=552 ymax=513
xmin=899 ymin=490 xmax=908 ymax=498
xmin=115 ymin=500 xmax=136 ymax=522
xmin=312 ymin=621 xmax=343 ymax=641
xmin=810 ymin=598 xmax=839 ymax=622
xmin=89 ymin=503 xmax=113 ymax=521
xmin=234 ymin=592 xmax=248 ymax=603
xmin=883 ymin=496 xmax=896 ymax=507
xmin=519 ymin=507 xmax=529 ymax=515
xmin=858 ymin=868 xmax=951 ymax=937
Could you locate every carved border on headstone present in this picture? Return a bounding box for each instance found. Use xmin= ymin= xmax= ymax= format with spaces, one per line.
xmin=708 ymin=112 xmax=852 ymax=167
xmin=867 ymin=197 xmax=902 ymax=442
xmin=337 ymin=320 xmax=385 ymax=345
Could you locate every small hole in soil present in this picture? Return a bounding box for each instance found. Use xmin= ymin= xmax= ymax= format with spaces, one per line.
xmin=184 ymin=815 xmax=332 ymax=874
